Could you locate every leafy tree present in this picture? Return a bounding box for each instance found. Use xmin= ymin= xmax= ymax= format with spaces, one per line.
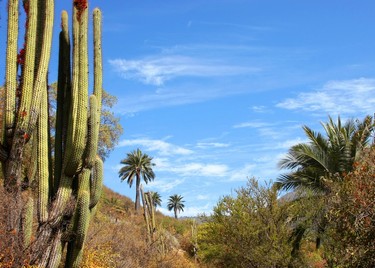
xmin=325 ymin=147 xmax=375 ymax=267
xmin=98 ymin=90 xmax=123 ymax=160
xmin=119 ymin=149 xmax=155 ymax=211
xmin=276 ymin=115 xmax=373 ymax=193
xmin=148 ymin=191 xmax=162 ymax=208
xmin=198 ymin=178 xmax=292 ymax=267
xmin=167 ymin=194 xmax=185 ymax=219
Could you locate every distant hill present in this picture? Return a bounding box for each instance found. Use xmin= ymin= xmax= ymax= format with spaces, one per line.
xmin=80 ymin=186 xmax=200 ymax=267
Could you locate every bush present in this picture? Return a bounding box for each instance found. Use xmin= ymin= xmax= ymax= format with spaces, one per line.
xmin=198 ymin=178 xmax=292 ymax=267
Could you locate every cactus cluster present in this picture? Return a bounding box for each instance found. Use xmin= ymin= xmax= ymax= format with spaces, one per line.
xmin=140 ymin=185 xmax=157 ymax=243
xmin=1 ymin=0 xmax=103 ymax=267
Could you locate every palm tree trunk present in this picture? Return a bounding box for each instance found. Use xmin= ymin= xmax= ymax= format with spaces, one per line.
xmin=174 ymin=208 xmax=177 ymax=219
xmin=135 ymin=173 xmax=141 ymax=212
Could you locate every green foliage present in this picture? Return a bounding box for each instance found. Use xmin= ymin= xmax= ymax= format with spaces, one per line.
xmin=276 ymin=115 xmax=374 ymax=193
xmin=198 ymin=178 xmax=292 ymax=267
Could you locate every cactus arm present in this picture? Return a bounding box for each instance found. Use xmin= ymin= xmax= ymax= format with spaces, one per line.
xmin=27 ymin=0 xmax=54 ymax=134
xmin=64 ymin=3 xmax=88 ymax=176
xmin=140 ymin=184 xmax=152 ymax=242
xmin=4 ymin=0 xmax=19 ymax=141
xmin=65 ymin=190 xmax=90 ymax=268
xmin=22 ymin=196 xmax=34 ymax=247
xmin=84 ymin=95 xmax=99 ymax=167
xmin=89 ymin=156 xmax=103 ymax=209
xmin=54 ymin=11 xmax=71 ymax=194
xmin=63 ymin=6 xmax=79 ymax=176
xmin=36 ymin=88 xmax=50 ymax=223
xmin=17 ymin=0 xmax=38 ymax=133
xmin=93 ymin=8 xmax=102 ymax=114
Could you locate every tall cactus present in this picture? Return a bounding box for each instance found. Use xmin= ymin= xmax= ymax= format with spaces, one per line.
xmin=141 ymin=185 xmax=157 ymax=243
xmin=1 ymin=0 xmax=104 ymax=267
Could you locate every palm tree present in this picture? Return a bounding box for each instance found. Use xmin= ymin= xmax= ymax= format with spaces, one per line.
xmin=119 ymin=149 xmax=155 ymax=212
xmin=276 ymin=115 xmax=373 ymax=252
xmin=276 ymin=115 xmax=373 ymax=193
xmin=148 ymin=191 xmax=162 ymax=208
xmin=167 ymin=194 xmax=185 ymax=219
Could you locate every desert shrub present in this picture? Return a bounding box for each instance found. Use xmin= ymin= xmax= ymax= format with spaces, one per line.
xmin=198 ymin=178 xmax=292 ymax=267
xmin=325 ymin=147 xmax=375 ymax=267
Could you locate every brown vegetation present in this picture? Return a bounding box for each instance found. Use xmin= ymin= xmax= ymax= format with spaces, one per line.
xmin=80 ymin=187 xmax=199 ymax=268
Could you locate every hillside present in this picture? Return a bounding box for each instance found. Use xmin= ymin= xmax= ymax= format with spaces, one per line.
xmin=80 ymin=186 xmax=203 ymax=267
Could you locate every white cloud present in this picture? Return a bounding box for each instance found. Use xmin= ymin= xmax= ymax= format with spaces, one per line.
xmin=170 ymin=163 xmax=229 ymax=177
xmin=118 ymin=138 xmax=193 ymax=156
xmin=196 ymin=142 xmax=230 ymax=149
xmin=274 ymin=137 xmax=308 ymax=149
xmin=109 ymin=55 xmax=258 ymax=86
xmin=276 ymin=78 xmax=375 ymax=116
xmin=251 ymin=105 xmax=270 ymax=113
xmin=233 ymin=121 xmax=273 ymax=129
xmin=148 ymin=179 xmax=185 ymax=193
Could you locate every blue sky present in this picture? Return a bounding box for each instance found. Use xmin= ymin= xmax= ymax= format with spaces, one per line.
xmin=1 ymin=0 xmax=375 ymax=217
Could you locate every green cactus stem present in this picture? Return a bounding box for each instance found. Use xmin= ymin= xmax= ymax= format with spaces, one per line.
xmin=4 ymin=0 xmax=19 ymax=140
xmin=93 ymin=8 xmax=102 ymax=114
xmin=37 ymin=88 xmax=50 ymax=223
xmin=90 ymin=156 xmax=103 ymax=209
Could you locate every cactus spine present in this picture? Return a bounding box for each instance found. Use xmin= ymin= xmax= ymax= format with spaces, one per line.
xmin=1 ymin=0 xmax=104 ymax=267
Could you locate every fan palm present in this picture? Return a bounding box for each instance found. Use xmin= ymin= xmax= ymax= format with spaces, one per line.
xmin=276 ymin=115 xmax=373 ymax=193
xmin=167 ymin=194 xmax=185 ymax=219
xmin=119 ymin=149 xmax=155 ymax=211
xmin=149 ymin=191 xmax=162 ymax=208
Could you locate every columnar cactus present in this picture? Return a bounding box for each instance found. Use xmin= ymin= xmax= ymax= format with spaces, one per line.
xmin=141 ymin=185 xmax=157 ymax=243
xmin=1 ymin=0 xmax=104 ymax=267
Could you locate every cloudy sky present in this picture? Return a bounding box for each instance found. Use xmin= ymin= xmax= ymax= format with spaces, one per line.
xmin=1 ymin=0 xmax=375 ymax=217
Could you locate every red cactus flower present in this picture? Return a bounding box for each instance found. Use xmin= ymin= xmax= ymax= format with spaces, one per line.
xmin=23 ymin=133 xmax=30 ymax=140
xmin=74 ymin=0 xmax=88 ymax=21
xmin=17 ymin=48 xmax=26 ymax=65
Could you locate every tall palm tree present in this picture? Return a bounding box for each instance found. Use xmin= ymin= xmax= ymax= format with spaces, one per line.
xmin=167 ymin=194 xmax=185 ymax=219
xmin=276 ymin=115 xmax=373 ymax=193
xmin=119 ymin=149 xmax=155 ymax=211
xmin=148 ymin=191 xmax=162 ymax=208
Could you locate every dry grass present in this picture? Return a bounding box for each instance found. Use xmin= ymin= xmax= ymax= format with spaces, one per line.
xmin=81 ymin=187 xmax=199 ymax=268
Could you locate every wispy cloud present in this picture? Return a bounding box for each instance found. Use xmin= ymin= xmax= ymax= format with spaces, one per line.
xmin=195 ymin=142 xmax=230 ymax=149
xmin=118 ymin=138 xmax=193 ymax=156
xmin=251 ymin=105 xmax=272 ymax=113
xmin=109 ymin=55 xmax=259 ymax=86
xmin=156 ymin=160 xmax=229 ymax=177
xmin=171 ymin=163 xmax=229 ymax=177
xmin=276 ymin=78 xmax=375 ymax=116
xmin=148 ymin=179 xmax=185 ymax=193
xmin=233 ymin=121 xmax=273 ymax=129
